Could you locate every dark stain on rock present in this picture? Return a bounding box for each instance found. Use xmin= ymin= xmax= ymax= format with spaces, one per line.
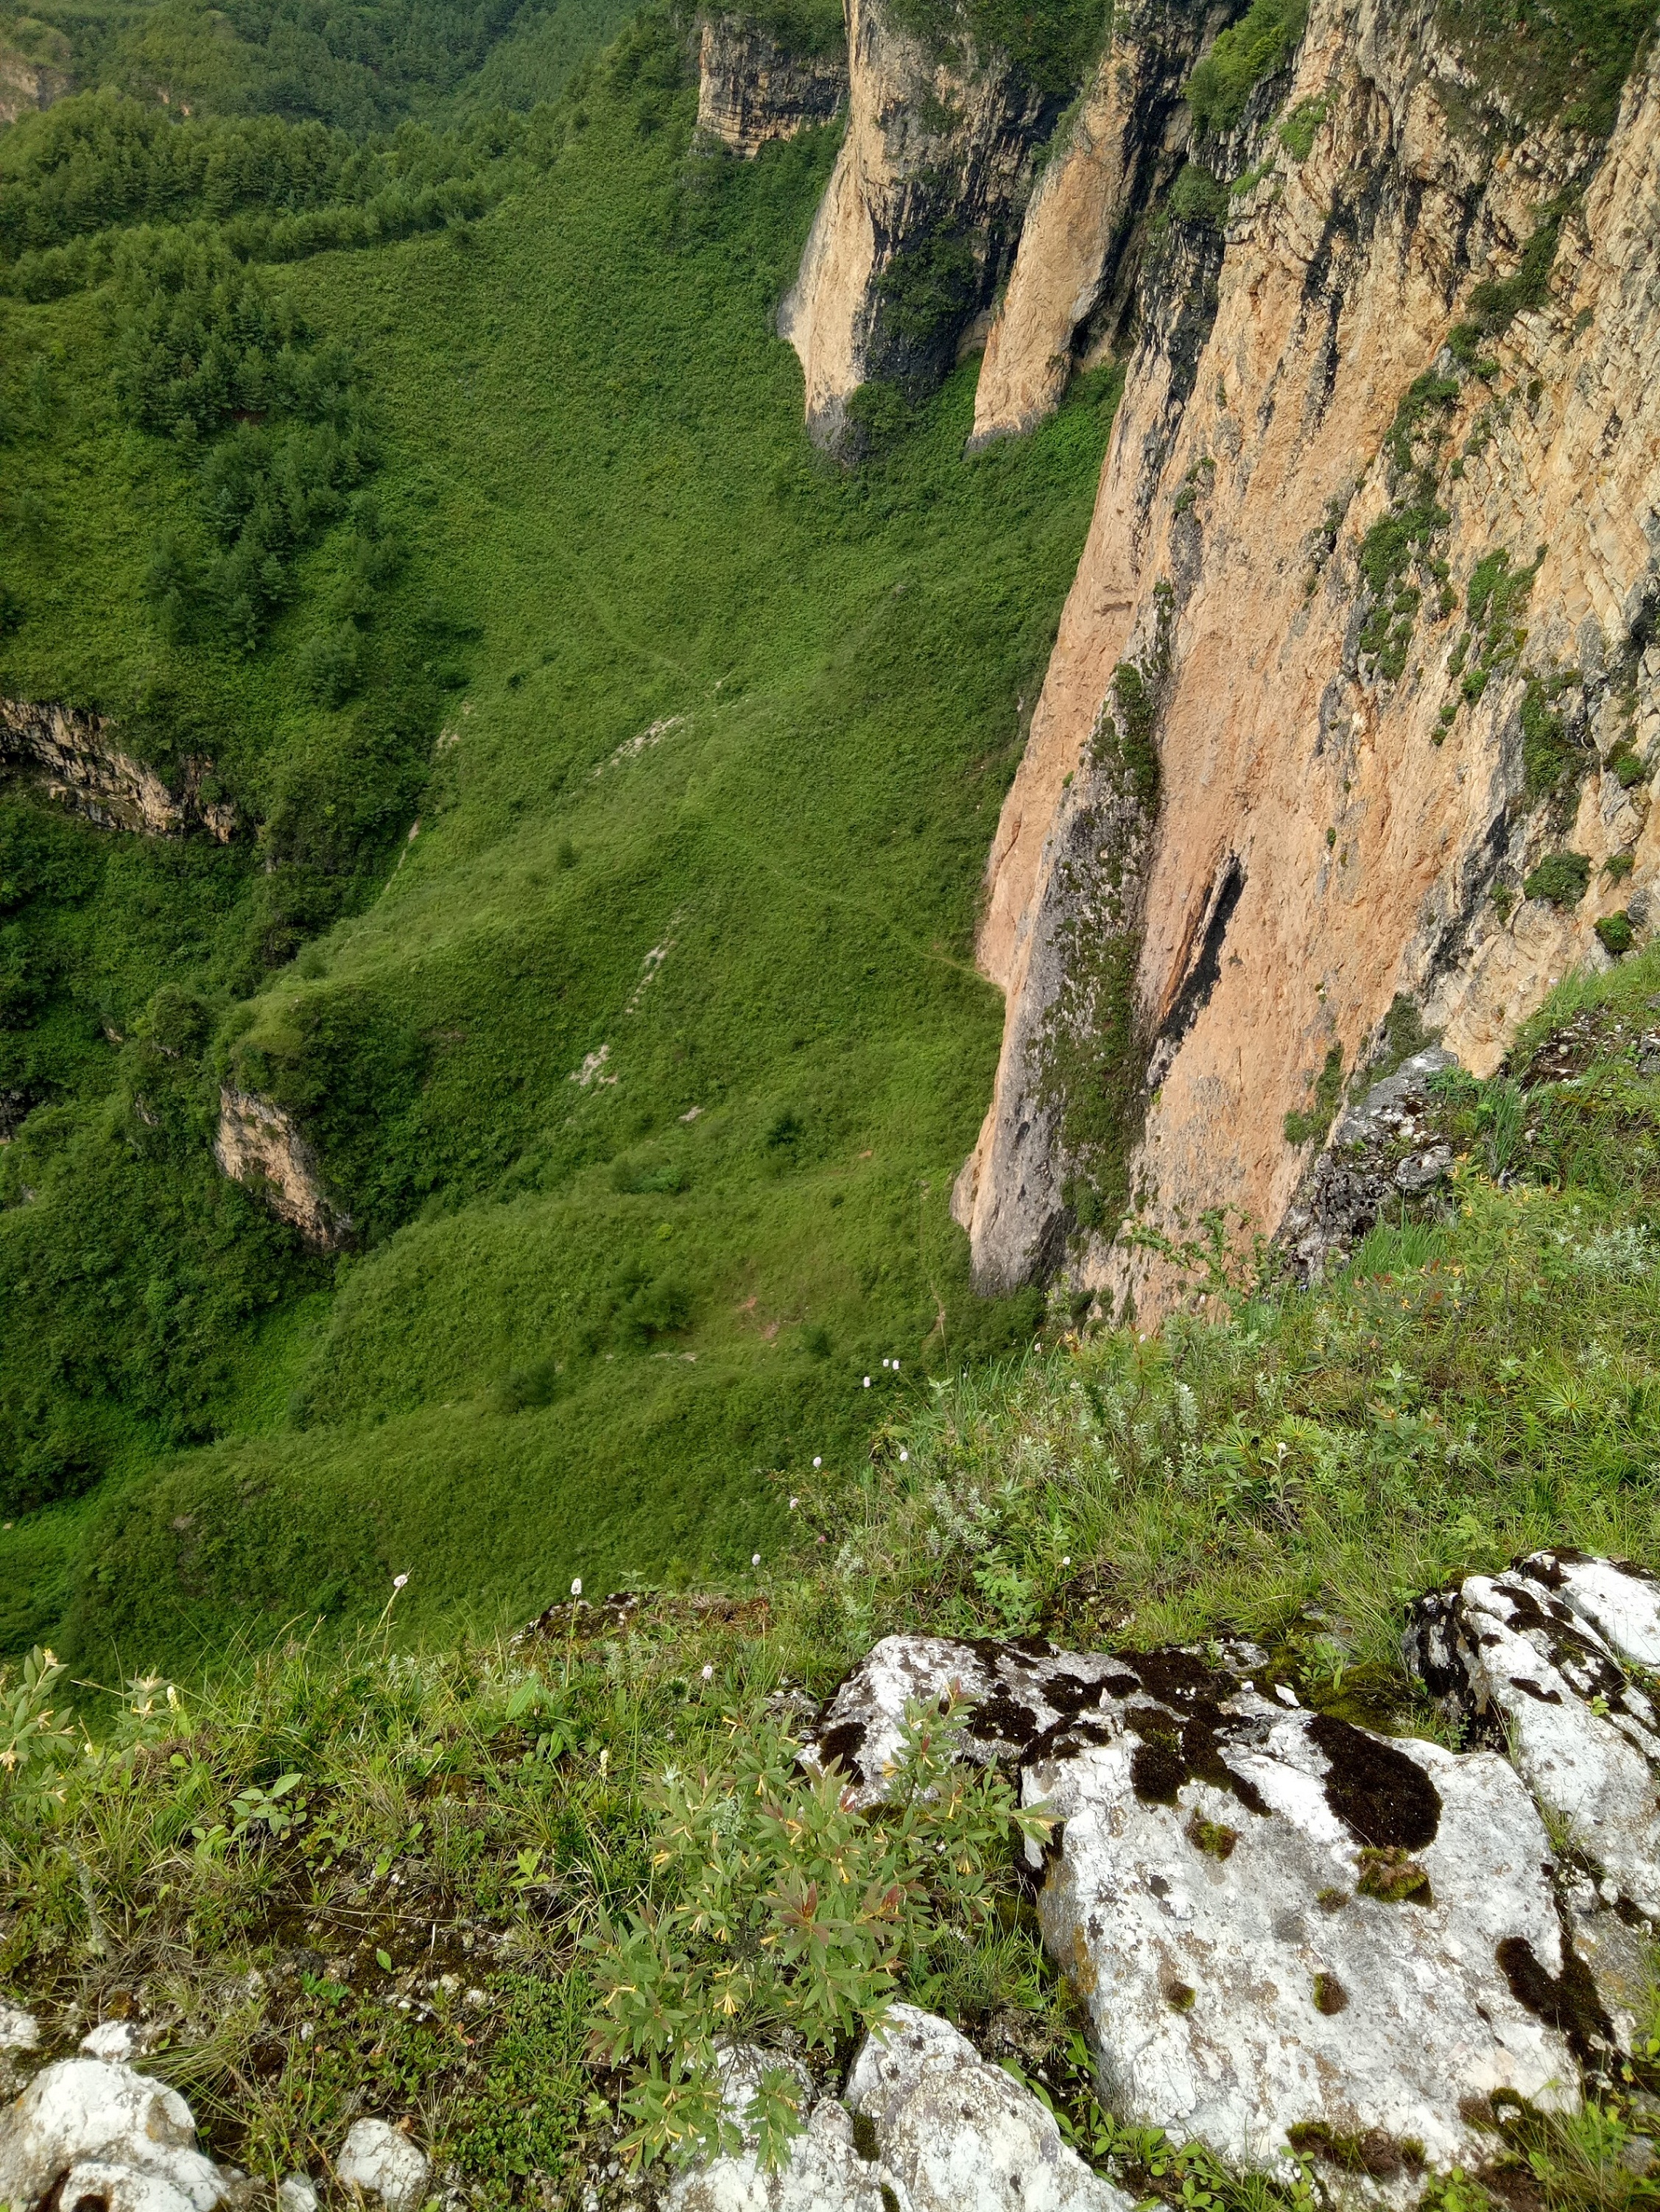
xmin=1312 ymin=1971 xmax=1349 ymax=2015
xmin=1309 ymin=1711 xmax=1441 ymax=1849
xmin=814 ymin=1718 xmax=868 ymax=1775
xmin=1508 ymin=1676 xmax=1564 ymax=1705
xmin=1288 ymin=2121 xmax=1422 ymax=2177
xmin=1495 ymin=1933 xmax=1614 ymax=2066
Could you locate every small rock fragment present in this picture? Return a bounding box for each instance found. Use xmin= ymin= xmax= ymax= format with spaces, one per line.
xmin=0 ymin=2001 xmax=40 ymax=2052
xmin=0 ymin=2057 xmax=225 ymax=2212
xmin=335 ymin=2120 xmax=429 ymax=2212
xmin=847 ymin=2005 xmax=1132 ymax=2212
xmin=81 ymin=2021 xmax=140 ymax=2062
xmin=278 ymin=2179 xmax=320 ymax=2212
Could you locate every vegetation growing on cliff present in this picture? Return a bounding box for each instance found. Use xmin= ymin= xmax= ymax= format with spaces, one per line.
xmin=4 ymin=953 xmax=1660 ymax=2201
xmin=1185 ymin=0 xmax=1308 ymax=138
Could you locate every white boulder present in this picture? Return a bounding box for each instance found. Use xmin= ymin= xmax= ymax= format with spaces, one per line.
xmin=0 ymin=2002 xmax=39 ymax=2053
xmin=0 ymin=2057 xmax=224 ymax=2212
xmin=1406 ymin=1558 xmax=1660 ymax=1917
xmin=335 ymin=2118 xmax=430 ymax=2211
xmin=663 ymin=2091 xmax=884 ymax=2212
xmin=80 ymin=2023 xmax=140 ymax=2062
xmin=846 ymin=2005 xmax=1133 ymax=2212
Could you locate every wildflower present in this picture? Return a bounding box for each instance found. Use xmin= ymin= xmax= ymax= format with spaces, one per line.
xmin=571 ymin=1577 xmax=583 ymax=1598
xmin=789 ymin=1496 xmax=799 ymax=1510
xmin=863 ymin=1376 xmax=871 ymax=1387
xmin=812 ymin=1455 xmax=823 ymax=1468
xmin=752 ymin=1552 xmax=761 ymax=1566
xmin=899 ymin=1448 xmax=909 ymax=1462
xmin=701 ymin=1663 xmax=714 ymax=1680
xmin=393 ymin=1573 xmax=409 ymax=1590
xmin=893 ymin=1361 xmax=899 ymax=1373
xmin=1062 ymin=1555 xmax=1072 ymax=1567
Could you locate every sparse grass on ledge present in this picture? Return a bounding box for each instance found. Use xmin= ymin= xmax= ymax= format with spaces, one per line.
xmin=5 ymin=958 xmax=1660 ymax=2208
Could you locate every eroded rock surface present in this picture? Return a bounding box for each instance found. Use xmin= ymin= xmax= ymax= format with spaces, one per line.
xmin=1 ymin=700 xmax=235 ymax=842
xmin=809 ymin=1631 xmax=1597 ymax=2191
xmin=970 ymin=0 xmax=1206 ymax=445
xmin=778 ymin=0 xmax=1059 ymax=448
xmin=1406 ymin=1554 xmax=1660 ymax=1919
xmin=1278 ymin=1047 xmax=1460 ymax=1281
xmin=954 ymin=0 xmax=1660 ymax=1311
xmin=334 ymin=2119 xmax=429 ymax=2211
xmin=697 ymin=13 xmax=847 ymax=155
xmin=0 ymin=2057 xmax=225 ymax=2212
xmin=667 ymin=2010 xmax=1130 ymax=2211
xmin=214 ymin=1088 xmax=352 ymax=1250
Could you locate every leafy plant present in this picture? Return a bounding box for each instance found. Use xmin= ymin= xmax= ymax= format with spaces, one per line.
xmin=585 ymin=1694 xmax=1052 ymax=2166
xmin=1186 ymin=0 xmax=1309 ymax=136
xmin=1524 ymin=852 xmax=1592 ymax=908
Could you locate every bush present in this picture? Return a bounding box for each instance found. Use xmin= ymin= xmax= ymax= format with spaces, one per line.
xmin=1165 ymin=163 xmax=1228 ymax=230
xmin=585 ymin=1694 xmax=1052 ymax=2167
xmin=1596 ymin=910 xmax=1635 ymax=957
xmin=1524 ymin=851 xmax=1592 ymax=907
xmin=1186 ymin=0 xmax=1309 ymax=136
xmin=298 ymin=623 xmax=363 ymax=706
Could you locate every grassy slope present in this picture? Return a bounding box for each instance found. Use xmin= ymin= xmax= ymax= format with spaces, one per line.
xmin=0 ymin=38 xmax=1116 ymax=1668
xmin=5 ymin=954 xmax=1659 ymax=2207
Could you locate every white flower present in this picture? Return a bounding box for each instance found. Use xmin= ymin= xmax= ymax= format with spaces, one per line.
xmin=898 ymin=1448 xmax=909 ymax=1462
xmin=789 ymin=1496 xmax=799 ymax=1510
xmin=812 ymin=1455 xmax=823 ymax=1468
xmin=570 ymin=1577 xmax=583 ymax=1598
xmin=751 ymin=1552 xmax=761 ymax=1567
xmin=393 ymin=1573 xmax=409 ymax=1590
xmin=701 ymin=1663 xmax=714 ymax=1680
xmin=892 ymin=1361 xmax=899 ymax=1373
xmin=862 ymin=1376 xmax=871 ymax=1387
xmin=1061 ymin=1555 xmax=1072 ymax=1567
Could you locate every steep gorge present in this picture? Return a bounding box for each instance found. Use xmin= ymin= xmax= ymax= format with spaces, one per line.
xmin=738 ymin=0 xmax=1660 ymax=1314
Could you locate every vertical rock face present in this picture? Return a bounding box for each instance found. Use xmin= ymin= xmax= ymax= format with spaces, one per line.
xmin=0 ymin=40 xmax=71 ymax=126
xmin=214 ymin=1088 xmax=351 ymax=1250
xmin=957 ymin=0 xmax=1660 ymax=1310
xmin=696 ymin=13 xmax=848 ymax=156
xmin=969 ymin=0 xmax=1209 ymax=446
xmin=778 ymin=0 xmax=1061 ymax=448
xmin=0 ymin=700 xmax=236 ymax=842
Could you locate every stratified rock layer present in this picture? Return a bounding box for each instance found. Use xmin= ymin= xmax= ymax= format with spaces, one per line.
xmin=697 ymin=13 xmax=847 ymax=157
xmin=957 ymin=0 xmax=1660 ymax=1308
xmin=0 ymin=700 xmax=235 ymax=842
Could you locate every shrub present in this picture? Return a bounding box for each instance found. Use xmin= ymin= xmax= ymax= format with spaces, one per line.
xmin=1165 ymin=163 xmax=1228 ymax=230
xmin=1284 ymin=1042 xmax=1344 ymax=1145
xmin=1524 ymin=851 xmax=1591 ymax=907
xmin=1596 ymin=911 xmax=1635 ymax=957
xmin=298 ymin=623 xmax=363 ymax=706
xmin=585 ymin=1694 xmax=1052 ymax=2167
xmin=1186 ymin=0 xmax=1309 ymax=136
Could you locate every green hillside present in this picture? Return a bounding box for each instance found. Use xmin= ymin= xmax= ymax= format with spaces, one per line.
xmin=0 ymin=11 xmax=1117 ymax=1668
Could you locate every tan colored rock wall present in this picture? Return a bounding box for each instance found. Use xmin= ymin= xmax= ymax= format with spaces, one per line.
xmin=0 ymin=698 xmax=236 ymax=842
xmin=959 ymin=0 xmax=1660 ymax=1317
xmin=0 ymin=42 xmax=71 ymax=126
xmin=697 ymin=13 xmax=848 ymax=157
xmin=970 ymin=0 xmax=1208 ymax=447
xmin=778 ymin=0 xmax=1055 ymax=447
xmin=214 ymin=1087 xmax=352 ymax=1249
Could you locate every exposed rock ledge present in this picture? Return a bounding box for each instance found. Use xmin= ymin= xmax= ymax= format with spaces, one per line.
xmin=697 ymin=13 xmax=848 ymax=157
xmin=0 ymin=700 xmax=236 ymax=842
xmin=214 ymin=1088 xmax=352 ymax=1249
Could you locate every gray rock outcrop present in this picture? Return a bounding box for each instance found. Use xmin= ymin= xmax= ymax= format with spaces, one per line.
xmin=667 ymin=2009 xmax=1132 ymax=2211
xmin=1278 ymin=1048 xmax=1460 ymax=1281
xmin=697 ymin=13 xmax=848 ymax=155
xmin=1406 ymin=1551 xmax=1660 ymax=1920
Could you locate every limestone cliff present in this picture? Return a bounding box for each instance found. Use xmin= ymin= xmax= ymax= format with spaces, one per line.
xmin=970 ymin=0 xmax=1212 ymax=446
xmin=953 ymin=0 xmax=1660 ymax=1314
xmin=0 ymin=700 xmax=236 ymax=842
xmin=697 ymin=12 xmax=848 ymax=155
xmin=778 ymin=0 xmax=1063 ymax=448
xmin=0 ymin=37 xmax=70 ymax=126
xmin=214 ymin=1088 xmax=352 ymax=1250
